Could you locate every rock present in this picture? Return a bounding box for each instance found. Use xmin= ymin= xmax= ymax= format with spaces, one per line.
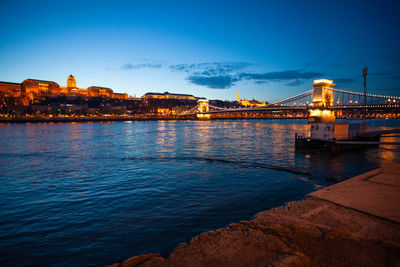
xmin=139 ymin=256 xmax=165 ymax=267
xmin=117 ymin=197 xmax=400 ymax=266
xmin=115 ymin=165 xmax=400 ymax=266
xmin=121 ymin=253 xmax=161 ymax=267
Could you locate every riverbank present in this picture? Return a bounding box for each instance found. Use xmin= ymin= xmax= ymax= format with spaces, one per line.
xmin=108 ymin=163 xmax=400 ymax=267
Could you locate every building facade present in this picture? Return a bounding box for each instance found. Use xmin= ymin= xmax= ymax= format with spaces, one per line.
xmin=22 ymin=79 xmax=61 ymax=97
xmin=143 ymin=92 xmax=197 ymax=100
xmin=237 ymin=92 xmax=266 ymax=107
xmin=0 ymin=74 xmax=129 ymax=106
xmin=0 ymin=81 xmax=30 ymax=106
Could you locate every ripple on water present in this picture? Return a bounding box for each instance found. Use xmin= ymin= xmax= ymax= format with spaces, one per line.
xmin=0 ymin=119 xmax=399 ymax=266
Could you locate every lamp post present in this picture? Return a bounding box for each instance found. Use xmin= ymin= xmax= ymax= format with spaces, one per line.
xmin=363 ymin=67 xmax=368 ymax=101
xmin=363 ymin=67 xmax=368 ymax=120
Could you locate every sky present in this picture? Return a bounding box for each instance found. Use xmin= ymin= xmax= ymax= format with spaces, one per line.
xmin=0 ymin=0 xmax=399 ymax=102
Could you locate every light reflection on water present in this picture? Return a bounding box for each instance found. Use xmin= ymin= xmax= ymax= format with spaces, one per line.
xmin=0 ymin=119 xmax=399 ymax=266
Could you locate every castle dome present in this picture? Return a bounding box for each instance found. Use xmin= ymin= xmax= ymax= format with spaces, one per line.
xmin=67 ymin=74 xmax=77 ymax=88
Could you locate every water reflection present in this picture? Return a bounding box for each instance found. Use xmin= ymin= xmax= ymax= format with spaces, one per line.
xmin=378 ymin=134 xmax=400 ymax=164
xmin=0 ymin=120 xmax=399 ymax=266
xmin=155 ymin=121 xmax=178 ymax=154
xmin=192 ymin=121 xmax=214 ymax=155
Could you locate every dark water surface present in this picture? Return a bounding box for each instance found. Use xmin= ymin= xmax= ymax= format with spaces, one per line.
xmin=0 ymin=119 xmax=399 ymax=266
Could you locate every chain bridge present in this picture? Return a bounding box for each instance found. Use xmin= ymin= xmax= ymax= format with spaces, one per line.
xmin=181 ymin=79 xmax=400 ymax=118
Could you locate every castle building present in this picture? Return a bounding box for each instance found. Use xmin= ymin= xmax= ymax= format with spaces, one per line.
xmin=0 ymin=74 xmax=128 ymax=106
xmin=22 ymin=79 xmax=61 ymax=97
xmin=0 ymin=81 xmax=29 ymax=106
xmin=67 ymin=74 xmax=77 ymax=88
xmin=0 ymin=81 xmax=22 ymax=96
xmin=237 ymin=91 xmax=266 ymax=107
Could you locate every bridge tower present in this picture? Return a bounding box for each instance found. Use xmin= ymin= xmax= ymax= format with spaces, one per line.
xmin=197 ymin=98 xmax=211 ymax=119
xmin=309 ymin=79 xmax=336 ymax=122
xmin=311 ymin=79 xmax=335 ymax=107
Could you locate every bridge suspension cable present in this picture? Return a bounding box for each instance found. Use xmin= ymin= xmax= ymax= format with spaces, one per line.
xmin=328 ymin=88 xmax=400 ymax=106
xmin=181 ymin=105 xmax=199 ymax=115
xmin=208 ymin=105 xmax=227 ymax=110
xmin=269 ymin=89 xmax=313 ymax=107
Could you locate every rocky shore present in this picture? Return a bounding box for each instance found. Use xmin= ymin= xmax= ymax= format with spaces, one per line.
xmin=107 ymin=165 xmax=400 ymax=267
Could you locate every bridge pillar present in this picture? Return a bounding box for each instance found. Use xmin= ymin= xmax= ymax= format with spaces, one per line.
xmin=312 ymin=79 xmax=335 ymax=107
xmin=197 ymin=99 xmax=211 ymax=119
xmin=309 ymin=79 xmax=336 ymax=123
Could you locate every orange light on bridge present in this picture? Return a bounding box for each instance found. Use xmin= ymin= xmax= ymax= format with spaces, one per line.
xmin=313 ymin=79 xmax=333 ymax=84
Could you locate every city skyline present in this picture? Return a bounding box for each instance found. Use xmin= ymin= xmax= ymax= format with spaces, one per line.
xmin=0 ymin=0 xmax=399 ymax=102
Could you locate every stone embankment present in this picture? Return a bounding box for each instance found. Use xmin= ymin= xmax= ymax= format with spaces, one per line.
xmin=107 ymin=163 xmax=400 ymax=267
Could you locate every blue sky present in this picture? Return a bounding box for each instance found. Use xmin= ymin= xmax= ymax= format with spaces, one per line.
xmin=0 ymin=0 xmax=399 ymax=102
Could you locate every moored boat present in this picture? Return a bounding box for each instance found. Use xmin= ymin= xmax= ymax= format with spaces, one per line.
xmin=294 ymin=79 xmax=380 ymax=151
xmin=295 ymin=122 xmax=381 ymax=151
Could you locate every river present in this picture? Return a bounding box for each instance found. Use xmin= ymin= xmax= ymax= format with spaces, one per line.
xmin=0 ymin=119 xmax=399 ymax=266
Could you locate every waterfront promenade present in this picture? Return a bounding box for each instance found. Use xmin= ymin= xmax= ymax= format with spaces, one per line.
xmin=109 ymin=163 xmax=400 ymax=267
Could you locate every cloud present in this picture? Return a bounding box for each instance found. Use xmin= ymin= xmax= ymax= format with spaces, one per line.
xmin=170 ymin=62 xmax=322 ymax=89
xmin=255 ymin=80 xmax=267 ymax=85
xmin=169 ymin=64 xmax=189 ymax=72
xmin=170 ymin=62 xmax=252 ymax=89
xmin=122 ymin=63 xmax=162 ymax=70
xmin=240 ymin=70 xmax=322 ymax=81
xmin=170 ymin=62 xmax=252 ymax=75
xmin=187 ymin=75 xmax=239 ymax=89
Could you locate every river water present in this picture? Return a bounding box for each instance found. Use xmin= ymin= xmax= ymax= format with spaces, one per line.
xmin=0 ymin=119 xmax=399 ymax=266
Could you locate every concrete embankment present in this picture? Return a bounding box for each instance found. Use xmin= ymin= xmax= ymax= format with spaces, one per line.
xmin=108 ymin=163 xmax=400 ymax=267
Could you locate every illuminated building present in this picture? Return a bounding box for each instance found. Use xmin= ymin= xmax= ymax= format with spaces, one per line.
xmin=22 ymin=79 xmax=61 ymax=98
xmin=157 ymin=108 xmax=175 ymax=115
xmin=0 ymin=81 xmax=30 ymax=106
xmin=0 ymin=81 xmax=22 ymax=96
xmin=67 ymin=74 xmax=77 ymax=88
xmin=0 ymin=74 xmax=129 ymax=105
xmin=237 ymin=92 xmax=266 ymax=107
xmin=112 ymin=93 xmax=129 ymax=100
xmin=86 ymin=86 xmax=113 ymax=98
xmin=59 ymin=74 xmax=85 ymax=96
xmin=143 ymin=92 xmax=197 ymax=100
